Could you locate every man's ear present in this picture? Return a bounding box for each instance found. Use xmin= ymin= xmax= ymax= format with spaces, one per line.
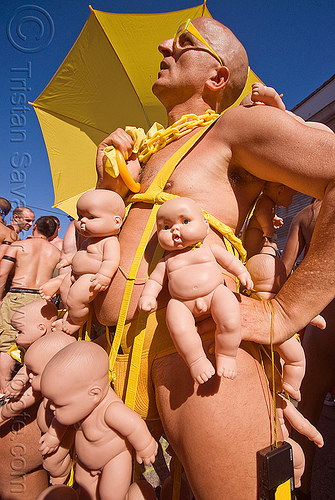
xmin=205 ymin=66 xmax=230 ymax=92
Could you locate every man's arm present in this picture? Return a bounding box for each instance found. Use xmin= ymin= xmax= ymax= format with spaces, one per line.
xmin=0 ymin=245 xmax=18 ymax=300
xmin=221 ymin=105 xmax=335 ymax=343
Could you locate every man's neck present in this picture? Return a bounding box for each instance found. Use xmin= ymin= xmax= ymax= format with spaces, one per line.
xmin=166 ymin=99 xmax=214 ymax=126
xmin=33 ymin=232 xmax=47 ymax=240
xmin=8 ymin=221 xmax=20 ymax=234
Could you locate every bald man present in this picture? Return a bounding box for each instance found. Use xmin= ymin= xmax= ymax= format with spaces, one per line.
xmin=95 ymin=17 xmax=333 ymax=498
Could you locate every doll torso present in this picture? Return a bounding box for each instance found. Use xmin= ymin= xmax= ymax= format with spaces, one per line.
xmin=165 ymin=245 xmax=224 ymax=301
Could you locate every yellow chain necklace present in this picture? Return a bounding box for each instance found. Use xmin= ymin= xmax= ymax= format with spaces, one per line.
xmin=138 ymin=109 xmax=219 ymax=164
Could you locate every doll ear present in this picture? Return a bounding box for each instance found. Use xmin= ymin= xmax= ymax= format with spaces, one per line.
xmin=88 ymin=386 xmax=102 ymax=398
xmin=38 ymin=323 xmax=47 ymax=333
xmin=204 ymin=219 xmax=210 ymax=235
xmin=114 ymin=216 xmax=123 ymax=227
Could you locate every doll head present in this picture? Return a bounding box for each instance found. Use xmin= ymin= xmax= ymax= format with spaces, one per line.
xmin=24 ymin=331 xmax=75 ymax=392
xmin=41 ymin=341 xmax=110 ymax=426
xmin=74 ymin=190 xmax=125 ymax=238
xmin=156 ymin=197 xmax=209 ymax=251
xmin=263 ymin=182 xmax=296 ymax=208
xmin=11 ymin=300 xmax=58 ymax=348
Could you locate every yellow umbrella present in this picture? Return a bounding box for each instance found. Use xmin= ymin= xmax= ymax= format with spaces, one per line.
xmin=31 ymin=4 xmax=261 ymax=218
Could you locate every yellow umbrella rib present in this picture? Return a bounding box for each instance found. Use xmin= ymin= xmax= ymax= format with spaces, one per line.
xmin=30 ymin=101 xmax=111 ymax=137
xmin=90 ymin=8 xmax=151 ymax=129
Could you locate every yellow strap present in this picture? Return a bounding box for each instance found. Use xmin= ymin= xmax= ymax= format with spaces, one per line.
xmin=172 ymin=458 xmax=183 ymax=500
xmin=108 ymin=204 xmax=160 ymax=381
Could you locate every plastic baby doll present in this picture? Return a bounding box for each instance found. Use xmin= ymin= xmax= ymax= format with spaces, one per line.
xmin=243 ymin=181 xmax=296 ymax=258
xmin=40 ymin=190 xmax=125 ymax=334
xmin=25 ymin=332 xmax=76 ymax=484
xmin=40 ymin=341 xmax=158 ymax=500
xmin=245 ymin=253 xmax=325 ymax=401
xmin=0 ymin=332 xmax=76 ymax=484
xmin=3 ymin=300 xmax=58 ymax=397
xmin=138 ymin=197 xmax=253 ymax=384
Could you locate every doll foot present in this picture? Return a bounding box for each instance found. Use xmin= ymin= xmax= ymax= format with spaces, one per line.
xmin=189 ymin=357 xmax=215 ymax=384
xmin=62 ymin=319 xmax=81 ymax=335
xmin=39 ymin=281 xmax=59 ymax=301
xmin=51 ymin=319 xmax=63 ymax=331
xmin=282 ymin=382 xmax=301 ymax=401
xmin=216 ymin=355 xmax=237 ymax=380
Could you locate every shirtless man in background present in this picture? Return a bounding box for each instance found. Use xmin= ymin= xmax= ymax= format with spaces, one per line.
xmin=0 ymin=197 xmax=18 ymax=260
xmin=0 ymin=216 xmax=60 ymax=392
xmin=7 ymin=206 xmax=35 ymax=237
xmin=93 ymin=17 xmax=334 ymax=499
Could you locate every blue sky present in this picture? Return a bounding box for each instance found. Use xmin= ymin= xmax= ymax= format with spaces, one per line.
xmin=1 ymin=0 xmax=334 ymax=238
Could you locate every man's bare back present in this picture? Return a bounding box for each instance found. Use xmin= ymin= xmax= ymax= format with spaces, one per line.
xmin=9 ymin=238 xmax=60 ymax=290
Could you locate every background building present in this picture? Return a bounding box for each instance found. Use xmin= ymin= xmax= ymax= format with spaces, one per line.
xmin=276 ymin=74 xmax=335 ymax=254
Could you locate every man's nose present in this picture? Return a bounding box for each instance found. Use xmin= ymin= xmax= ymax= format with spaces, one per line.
xmin=158 ymin=37 xmax=174 ymax=57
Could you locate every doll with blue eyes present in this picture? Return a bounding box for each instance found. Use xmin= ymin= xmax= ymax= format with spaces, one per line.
xmin=40 ymin=190 xmax=125 ymax=335
xmin=138 ymin=197 xmax=253 ymax=384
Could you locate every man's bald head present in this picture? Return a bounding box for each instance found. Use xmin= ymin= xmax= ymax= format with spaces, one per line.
xmin=192 ymin=17 xmax=249 ymax=110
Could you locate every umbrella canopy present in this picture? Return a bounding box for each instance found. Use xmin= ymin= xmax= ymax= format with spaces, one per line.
xmin=31 ymin=4 xmax=261 ymax=218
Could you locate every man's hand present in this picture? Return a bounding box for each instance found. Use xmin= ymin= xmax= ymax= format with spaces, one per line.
xmin=96 ymin=129 xmax=135 ymax=192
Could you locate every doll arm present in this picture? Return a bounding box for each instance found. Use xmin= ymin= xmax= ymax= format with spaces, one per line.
xmin=138 ymin=259 xmax=167 ymax=312
xmin=105 ymin=400 xmax=158 ymax=465
xmin=90 ymin=238 xmax=121 ymax=291
xmin=4 ymin=365 xmax=29 ymax=397
xmin=211 ymin=244 xmax=253 ymax=289
xmin=278 ymin=393 xmax=323 ymax=447
xmin=0 ymin=385 xmax=41 ymax=424
xmin=56 ymin=253 xmax=75 ymax=270
xmin=253 ymin=195 xmax=277 ymax=237
xmin=39 ymin=416 xmax=69 ymax=455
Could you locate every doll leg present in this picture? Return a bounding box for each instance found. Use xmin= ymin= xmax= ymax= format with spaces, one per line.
xmin=39 ymin=275 xmax=64 ymax=301
xmin=75 ymin=460 xmax=99 ymax=500
xmin=59 ymin=272 xmax=72 ymax=308
xmin=251 ymin=83 xmax=286 ymax=110
xmin=99 ymin=449 xmax=132 ymax=500
xmin=211 ymin=285 xmax=241 ymax=379
xmin=62 ymin=275 xmax=97 ymax=335
xmin=276 ymin=337 xmax=305 ymax=401
xmin=166 ymin=299 xmax=215 ymax=384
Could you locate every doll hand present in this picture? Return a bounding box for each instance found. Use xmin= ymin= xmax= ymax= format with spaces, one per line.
xmin=4 ymin=378 xmax=26 ymax=398
xmin=138 ymin=296 xmax=157 ymax=312
xmin=135 ymin=437 xmax=158 ymax=466
xmin=56 ymin=258 xmax=70 ymax=270
xmin=39 ymin=432 xmax=61 ymax=455
xmin=90 ymin=273 xmax=111 ymax=292
xmin=273 ymin=215 xmax=284 ymax=229
xmin=309 ymin=314 xmax=326 ymax=330
xmin=237 ymin=270 xmax=254 ymax=291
